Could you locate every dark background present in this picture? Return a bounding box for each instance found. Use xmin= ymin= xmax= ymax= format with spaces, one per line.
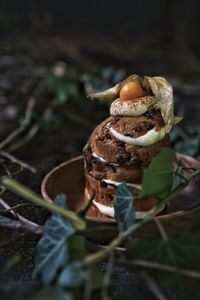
xmin=1 ymin=0 xmax=200 ymax=51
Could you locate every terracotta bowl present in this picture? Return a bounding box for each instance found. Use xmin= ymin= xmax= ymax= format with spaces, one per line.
xmin=41 ymin=154 xmax=200 ymax=244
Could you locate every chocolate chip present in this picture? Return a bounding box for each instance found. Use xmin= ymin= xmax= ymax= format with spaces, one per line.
xmin=110 ymin=164 xmax=117 ymax=173
xmin=108 ymin=194 xmax=114 ymax=201
xmin=86 ymin=161 xmax=92 ymax=172
xmin=116 ymin=140 xmax=125 ymax=147
xmin=117 ymin=154 xmax=129 ymax=164
xmin=100 ymin=180 xmax=108 ymax=187
xmin=130 ymin=159 xmax=142 ymax=167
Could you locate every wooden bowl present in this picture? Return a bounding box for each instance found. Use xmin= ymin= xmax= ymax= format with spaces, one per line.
xmin=41 ymin=154 xmax=200 ymax=243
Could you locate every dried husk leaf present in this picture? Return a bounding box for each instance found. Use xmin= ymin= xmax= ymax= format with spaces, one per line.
xmin=88 ymin=74 xmax=182 ymax=126
xmin=143 ymin=76 xmax=182 ymax=125
xmin=88 ymin=74 xmax=141 ymax=100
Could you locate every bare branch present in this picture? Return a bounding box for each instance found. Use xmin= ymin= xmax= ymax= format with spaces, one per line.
xmin=0 ymin=78 xmax=46 ymax=151
xmin=0 ymin=215 xmax=43 ymax=235
xmin=2 ymin=177 xmax=86 ymax=231
xmin=78 ymin=192 xmax=95 ymax=217
xmin=8 ymin=98 xmax=59 ymax=152
xmin=0 ymin=197 xmax=41 ymax=232
xmin=0 ymin=97 xmax=36 ymax=150
xmin=0 ymin=202 xmax=38 ymax=213
xmin=102 ymin=251 xmax=114 ymax=299
xmin=0 ymin=150 xmax=36 ymax=173
xmin=83 ymin=268 xmax=92 ymax=300
xmin=152 ymin=217 xmax=168 ymax=241
xmin=140 ymin=271 xmax=168 ymax=300
xmin=132 ymin=259 xmax=200 ymax=280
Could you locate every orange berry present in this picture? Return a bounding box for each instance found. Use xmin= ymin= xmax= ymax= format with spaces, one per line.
xmin=119 ymin=81 xmax=144 ymax=101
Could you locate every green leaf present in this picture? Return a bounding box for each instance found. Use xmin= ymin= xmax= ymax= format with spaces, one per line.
xmin=114 ymin=183 xmax=135 ymax=232
xmin=42 ymin=113 xmax=64 ymax=130
xmin=127 ymin=233 xmax=200 ymax=288
xmin=0 ymin=253 xmax=21 ymax=275
xmin=127 ymin=238 xmax=176 ymax=266
xmin=68 ymin=234 xmax=85 ymax=262
xmin=89 ymin=265 xmax=105 ymax=290
xmin=171 ymin=160 xmax=185 ymax=191
xmin=57 ymin=262 xmax=85 ymax=288
xmin=34 ymin=194 xmax=75 ymax=284
xmin=32 ymin=287 xmax=73 ymax=300
xmin=140 ymin=147 xmax=176 ymax=199
xmin=48 ymin=74 xmax=79 ymax=103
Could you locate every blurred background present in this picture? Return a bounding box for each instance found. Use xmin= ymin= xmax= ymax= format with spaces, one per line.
xmin=0 ymin=0 xmax=200 ymax=298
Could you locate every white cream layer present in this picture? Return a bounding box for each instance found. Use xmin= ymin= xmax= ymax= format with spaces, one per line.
xmin=92 ymin=152 xmax=119 ymax=166
xmin=110 ymin=124 xmax=172 ymax=146
xmin=93 ymin=200 xmax=152 ymax=220
xmin=93 ymin=200 xmax=115 ymax=218
xmin=110 ymin=97 xmax=156 ymax=117
xmin=102 ymin=179 xmax=141 ymax=190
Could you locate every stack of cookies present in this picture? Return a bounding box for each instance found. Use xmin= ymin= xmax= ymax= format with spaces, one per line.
xmin=83 ymin=75 xmax=181 ymax=219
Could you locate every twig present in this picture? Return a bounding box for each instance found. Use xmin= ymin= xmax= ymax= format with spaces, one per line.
xmin=0 ymin=202 xmax=38 ymax=213
xmin=102 ymin=251 xmax=114 ymax=299
xmin=0 ymin=215 xmax=43 ymax=235
xmin=0 ymin=150 xmax=36 ymax=173
xmin=0 ymin=162 xmax=13 ymax=177
xmin=83 ymin=169 xmax=200 ymax=266
xmin=0 ymin=197 xmax=41 ymax=230
xmin=83 ymin=267 xmax=93 ymax=300
xmin=176 ymin=127 xmax=189 ymax=141
xmin=0 ymin=186 xmax=6 ymax=196
xmin=8 ymin=98 xmax=59 ymax=152
xmin=1 ymin=177 xmax=86 ymax=231
xmin=131 ymin=259 xmax=200 ymax=280
xmin=98 ymin=245 xmax=126 ymax=252
xmin=78 ymin=192 xmax=95 ymax=217
xmin=0 ymin=78 xmax=47 ymax=151
xmin=152 ymin=217 xmax=168 ymax=241
xmin=0 ymin=97 xmax=36 ymax=150
xmin=140 ymin=271 xmax=168 ymax=300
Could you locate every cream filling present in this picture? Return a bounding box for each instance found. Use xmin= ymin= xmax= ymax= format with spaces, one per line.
xmin=93 ymin=200 xmax=115 ymax=218
xmin=93 ymin=200 xmax=153 ymax=220
xmin=110 ymin=124 xmax=172 ymax=146
xmin=110 ymin=97 xmax=156 ymax=117
xmin=102 ymin=179 xmax=141 ymax=190
xmin=92 ymin=152 xmax=119 ymax=166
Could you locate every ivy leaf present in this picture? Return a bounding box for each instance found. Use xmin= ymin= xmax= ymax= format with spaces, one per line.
xmin=127 ymin=233 xmax=200 ymax=288
xmin=32 ymin=287 xmax=73 ymax=300
xmin=48 ymin=74 xmax=79 ymax=103
xmin=58 ymin=262 xmax=85 ymax=288
xmin=0 ymin=253 xmax=21 ymax=275
xmin=140 ymin=147 xmax=175 ymax=199
xmin=114 ymin=183 xmax=135 ymax=232
xmin=34 ymin=194 xmax=75 ymax=284
xmin=171 ymin=160 xmax=185 ymax=191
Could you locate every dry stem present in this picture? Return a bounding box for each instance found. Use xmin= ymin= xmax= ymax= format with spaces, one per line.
xmin=1 ymin=177 xmax=86 ymax=231
xmin=0 ymin=150 xmax=36 ymax=173
xmin=140 ymin=271 xmax=167 ymax=300
xmin=0 ymin=215 xmax=43 ymax=235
